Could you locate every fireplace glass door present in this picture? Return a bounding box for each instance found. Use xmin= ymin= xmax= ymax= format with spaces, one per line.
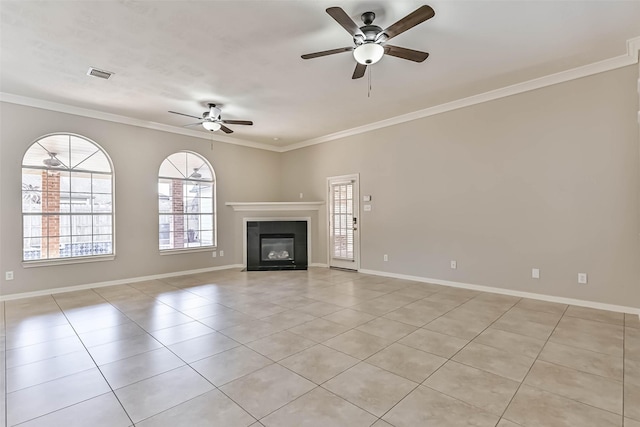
xmin=261 ymin=234 xmax=294 ymax=262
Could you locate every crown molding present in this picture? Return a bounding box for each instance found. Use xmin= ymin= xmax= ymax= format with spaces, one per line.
xmin=281 ymin=35 xmax=640 ymax=152
xmin=0 ymin=93 xmax=281 ymax=152
xmin=1 ymin=36 xmax=638 ymax=154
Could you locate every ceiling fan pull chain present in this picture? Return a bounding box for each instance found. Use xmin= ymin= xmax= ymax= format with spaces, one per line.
xmin=368 ymin=66 xmax=373 ymax=98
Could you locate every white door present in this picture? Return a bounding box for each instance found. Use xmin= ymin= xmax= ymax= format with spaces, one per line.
xmin=328 ymin=174 xmax=359 ymax=270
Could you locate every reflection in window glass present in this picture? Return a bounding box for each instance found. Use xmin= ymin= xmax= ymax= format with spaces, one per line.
xmin=21 ymin=134 xmax=114 ymax=261
xmin=158 ymin=151 xmax=216 ymax=251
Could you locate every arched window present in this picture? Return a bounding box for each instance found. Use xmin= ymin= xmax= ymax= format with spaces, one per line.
xmin=158 ymin=151 xmax=216 ymax=251
xmin=22 ymin=134 xmax=114 ymax=261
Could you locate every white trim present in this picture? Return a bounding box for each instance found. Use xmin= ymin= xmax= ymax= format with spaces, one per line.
xmin=226 ymin=202 xmax=324 ymax=211
xmin=359 ymin=268 xmax=640 ymax=315
xmin=2 ymin=37 xmax=639 ymax=154
xmin=310 ymin=263 xmax=329 ymax=268
xmin=281 ymin=36 xmax=640 ymax=152
xmin=159 ymin=247 xmax=216 ymax=256
xmin=0 ymin=93 xmax=280 ymax=152
xmin=327 ymin=174 xmax=360 ymax=271
xmin=0 ymin=264 xmax=243 ymax=301
xmin=242 ymin=217 xmax=312 ymax=268
xmin=23 ymin=255 xmax=115 ymax=268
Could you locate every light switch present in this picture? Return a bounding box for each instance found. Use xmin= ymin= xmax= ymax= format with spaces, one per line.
xmin=364 ymin=205 xmax=372 ymax=211
xmin=363 ymin=195 xmax=372 ymax=202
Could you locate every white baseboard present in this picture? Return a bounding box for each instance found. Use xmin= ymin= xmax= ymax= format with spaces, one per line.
xmin=0 ymin=264 xmax=244 ymax=301
xmin=3 ymin=264 xmax=638 ymax=318
xmin=359 ymin=268 xmax=640 ymax=316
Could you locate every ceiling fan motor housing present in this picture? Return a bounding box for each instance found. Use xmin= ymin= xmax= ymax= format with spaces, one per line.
xmin=204 ymin=104 xmax=222 ymax=121
xmin=354 ymin=12 xmax=383 ymax=45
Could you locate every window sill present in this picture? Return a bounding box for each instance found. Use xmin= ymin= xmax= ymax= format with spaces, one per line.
xmin=159 ymin=247 xmax=216 ymax=256
xmin=22 ymin=254 xmax=116 ymax=268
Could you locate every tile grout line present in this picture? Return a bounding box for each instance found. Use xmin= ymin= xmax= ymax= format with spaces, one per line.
xmin=374 ymin=293 xmax=523 ymax=424
xmin=496 ymin=303 xmax=569 ymax=423
xmin=0 ymin=277 xmax=517 ymax=424
xmin=50 ymin=290 xmax=137 ymax=427
xmin=102 ymin=277 xmax=294 ymax=426
xmin=59 ymin=282 xmax=258 ymax=426
xmin=85 ymin=282 xmax=261 ymax=426
xmin=183 ymin=282 xmax=449 ymax=424
xmin=279 ymin=292 xmax=511 ymax=424
xmin=2 ymin=272 xmax=332 ymax=425
xmin=6 ymin=271 xmax=633 ymax=426
xmin=5 ymin=293 xmax=138 ymax=426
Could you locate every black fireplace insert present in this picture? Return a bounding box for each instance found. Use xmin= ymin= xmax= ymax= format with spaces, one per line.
xmin=247 ymin=221 xmax=307 ymax=271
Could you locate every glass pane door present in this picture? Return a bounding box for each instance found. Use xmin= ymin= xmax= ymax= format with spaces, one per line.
xmin=328 ymin=175 xmax=359 ymax=270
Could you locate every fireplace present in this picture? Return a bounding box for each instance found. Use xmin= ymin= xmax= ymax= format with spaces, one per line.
xmin=247 ymin=220 xmax=307 ymax=271
xmin=261 ymin=234 xmax=294 ymax=261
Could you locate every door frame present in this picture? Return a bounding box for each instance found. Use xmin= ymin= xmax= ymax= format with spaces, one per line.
xmin=326 ymin=173 xmax=360 ymax=271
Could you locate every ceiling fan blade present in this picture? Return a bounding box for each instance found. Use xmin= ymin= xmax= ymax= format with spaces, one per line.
xmin=384 ymin=45 xmax=430 ymax=62
xmin=168 ymin=111 xmax=202 ymax=120
xmin=326 ymin=7 xmax=364 ymax=38
xmin=301 ymin=47 xmax=354 ymax=60
xmin=221 ymin=120 xmax=253 ymax=125
xmin=220 ymin=125 xmax=234 ymax=134
xmin=352 ymin=63 xmax=367 ymax=79
xmin=378 ymin=5 xmax=435 ymax=42
xmin=184 ymin=122 xmax=204 ymax=127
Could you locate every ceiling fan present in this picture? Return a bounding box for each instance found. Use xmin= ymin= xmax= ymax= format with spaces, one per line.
xmin=43 ymin=152 xmax=62 ymax=167
xmin=301 ymin=5 xmax=435 ymax=79
xmin=169 ymin=103 xmax=253 ymax=134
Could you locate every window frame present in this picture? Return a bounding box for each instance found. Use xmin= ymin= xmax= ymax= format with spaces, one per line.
xmin=158 ymin=150 xmax=217 ymax=254
xmin=21 ymin=133 xmax=116 ymax=267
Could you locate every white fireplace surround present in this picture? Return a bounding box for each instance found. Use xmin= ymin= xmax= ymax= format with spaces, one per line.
xmin=241 ymin=217 xmax=312 ymax=269
xmin=227 ymin=202 xmax=323 ymax=269
xmin=226 ymin=201 xmax=324 ymax=211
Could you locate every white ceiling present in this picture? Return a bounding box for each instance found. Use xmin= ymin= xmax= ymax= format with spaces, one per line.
xmin=1 ymin=1 xmax=639 ymax=148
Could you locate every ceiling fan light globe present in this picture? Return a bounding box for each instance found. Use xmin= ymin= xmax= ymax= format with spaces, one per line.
xmin=202 ymin=121 xmax=222 ymax=131
xmin=353 ymin=43 xmax=384 ymax=65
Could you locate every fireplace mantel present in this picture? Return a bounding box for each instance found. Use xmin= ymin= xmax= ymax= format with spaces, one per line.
xmin=225 ymin=201 xmax=324 ymax=212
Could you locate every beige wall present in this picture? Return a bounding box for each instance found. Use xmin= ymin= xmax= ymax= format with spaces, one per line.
xmin=1 ymin=65 xmax=639 ymax=308
xmin=280 ymin=65 xmax=640 ymax=308
xmin=0 ymin=103 xmax=282 ymax=296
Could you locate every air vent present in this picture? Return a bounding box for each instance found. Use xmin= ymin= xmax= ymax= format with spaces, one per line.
xmin=87 ymin=67 xmax=114 ymax=80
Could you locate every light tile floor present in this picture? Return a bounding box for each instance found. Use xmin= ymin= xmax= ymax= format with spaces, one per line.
xmin=1 ymin=268 xmax=638 ymax=426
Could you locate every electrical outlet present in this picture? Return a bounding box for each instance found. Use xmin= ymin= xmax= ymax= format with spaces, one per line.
xmin=5 ymin=271 xmax=14 ymax=281
xmin=383 ymin=254 xmax=388 ymax=262
xmin=578 ymin=273 xmax=587 ymax=284
xmin=219 ymin=250 xmax=224 ymax=257
xmin=212 ymin=251 xmax=217 ymax=258
xmin=450 ymin=260 xmax=457 ymax=269
xmin=532 ymin=268 xmax=540 ymax=279
xmin=299 ymin=193 xmax=303 ymax=199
